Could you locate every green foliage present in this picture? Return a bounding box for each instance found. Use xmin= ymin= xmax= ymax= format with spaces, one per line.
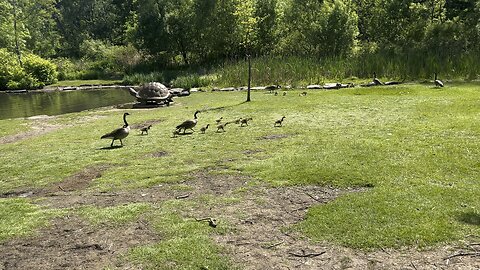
xmin=0 ymin=49 xmax=57 ymax=90
xmin=22 ymin=53 xmax=58 ymax=86
xmin=170 ymin=74 xmax=216 ymax=89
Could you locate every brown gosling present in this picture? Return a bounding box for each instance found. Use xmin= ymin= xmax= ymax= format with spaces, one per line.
xmin=200 ymin=124 xmax=210 ymax=134
xmin=282 ymin=91 xmax=287 ymax=96
xmin=216 ymin=122 xmax=230 ymax=132
xmin=172 ymin=129 xmax=180 ymax=138
xmin=233 ymin=118 xmax=242 ymax=124
xmin=215 ymin=117 xmax=223 ymax=124
xmin=274 ymin=116 xmax=286 ymax=127
xmin=240 ymin=117 xmax=252 ymax=127
xmin=101 ymin=112 xmax=130 ymax=147
xmin=274 ymin=91 xmax=278 ymax=96
xmin=300 ymin=91 xmax=307 ymax=96
xmin=140 ymin=124 xmax=152 ymax=135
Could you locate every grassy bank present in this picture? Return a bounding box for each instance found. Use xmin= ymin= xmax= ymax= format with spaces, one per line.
xmin=0 ymin=83 xmax=479 ymax=266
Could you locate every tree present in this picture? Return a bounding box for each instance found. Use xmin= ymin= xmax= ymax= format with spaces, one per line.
xmin=234 ymin=0 xmax=258 ymax=102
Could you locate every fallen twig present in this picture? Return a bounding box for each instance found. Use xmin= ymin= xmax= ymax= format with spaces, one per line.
xmin=263 ymin=241 xmax=284 ymax=249
xmin=305 ymin=192 xmax=321 ymax=202
xmin=195 ymin=217 xmax=217 ymax=228
xmin=288 ymin=250 xmax=326 ymax=258
xmin=410 ymin=262 xmax=418 ymax=270
xmin=443 ymin=252 xmax=480 ymax=260
xmin=175 ymin=194 xmax=190 ymax=199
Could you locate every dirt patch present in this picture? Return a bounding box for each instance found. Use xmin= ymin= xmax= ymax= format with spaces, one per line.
xmin=1 ymin=169 xmax=479 ymax=269
xmin=0 ymin=215 xmax=158 ymax=270
xmin=148 ymin=150 xmax=169 ymax=158
xmin=1 ymin=165 xmax=110 ymax=199
xmin=130 ymin=119 xmax=164 ymax=130
xmin=259 ymin=134 xmax=290 ymax=140
xmin=0 ymin=118 xmax=61 ymax=144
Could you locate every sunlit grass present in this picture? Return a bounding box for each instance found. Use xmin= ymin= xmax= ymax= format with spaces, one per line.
xmin=78 ymin=203 xmax=151 ymax=226
xmin=0 ymin=198 xmax=65 ymax=242
xmin=0 ymin=83 xmax=479 ymax=250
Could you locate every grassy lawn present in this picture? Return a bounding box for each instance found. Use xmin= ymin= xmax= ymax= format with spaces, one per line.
xmin=0 ymin=83 xmax=479 ymax=266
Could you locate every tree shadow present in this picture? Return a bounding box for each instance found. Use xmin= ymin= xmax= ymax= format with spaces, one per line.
xmin=98 ymin=145 xmax=124 ymax=150
xmin=457 ymin=211 xmax=480 ymax=226
xmin=200 ymin=101 xmax=248 ymax=113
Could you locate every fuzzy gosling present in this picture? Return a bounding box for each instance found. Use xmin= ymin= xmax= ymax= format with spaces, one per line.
xmin=274 ymin=116 xmax=286 ymax=127
xmin=140 ymin=124 xmax=152 ymax=135
xmin=200 ymin=124 xmax=210 ymax=134
xmin=240 ymin=117 xmax=252 ymax=127
xmin=216 ymin=122 xmax=230 ymax=132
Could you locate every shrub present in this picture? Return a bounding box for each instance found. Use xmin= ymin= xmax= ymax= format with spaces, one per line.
xmin=22 ymin=54 xmax=58 ymax=86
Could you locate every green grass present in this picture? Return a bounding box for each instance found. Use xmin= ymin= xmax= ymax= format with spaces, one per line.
xmin=0 ymin=198 xmax=65 ymax=242
xmin=129 ymin=200 xmax=235 ymax=270
xmin=0 ymin=83 xmax=479 ymax=253
xmin=78 ymin=203 xmax=151 ymax=226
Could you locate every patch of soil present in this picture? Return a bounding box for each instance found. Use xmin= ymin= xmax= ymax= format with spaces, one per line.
xmin=130 ymin=119 xmax=164 ymax=130
xmin=148 ymin=150 xmax=169 ymax=158
xmin=1 ymin=165 xmax=109 ymax=199
xmin=1 ymin=169 xmax=479 ymax=269
xmin=259 ymin=134 xmax=290 ymax=140
xmin=0 ymin=215 xmax=158 ymax=270
xmin=0 ymin=118 xmax=61 ymax=144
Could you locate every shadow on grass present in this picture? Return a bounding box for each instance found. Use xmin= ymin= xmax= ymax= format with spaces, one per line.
xmin=457 ymin=211 xmax=480 ymax=226
xmin=201 ymin=101 xmax=248 ymax=112
xmin=98 ymin=145 xmax=124 ymax=150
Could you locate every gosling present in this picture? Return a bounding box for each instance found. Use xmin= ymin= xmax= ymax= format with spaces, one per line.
xmin=282 ymin=91 xmax=286 ymax=96
xmin=240 ymin=117 xmax=252 ymax=127
xmin=215 ymin=117 xmax=223 ymax=124
xmin=216 ymin=122 xmax=230 ymax=132
xmin=140 ymin=125 xmax=152 ymax=135
xmin=274 ymin=116 xmax=286 ymax=127
xmin=200 ymin=124 xmax=210 ymax=134
xmin=300 ymin=91 xmax=307 ymax=96
xmin=233 ymin=118 xmax=242 ymax=124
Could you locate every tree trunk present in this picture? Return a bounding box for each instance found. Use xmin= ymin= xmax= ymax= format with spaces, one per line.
xmin=12 ymin=0 xmax=23 ymax=66
xmin=246 ymin=54 xmax=251 ymax=102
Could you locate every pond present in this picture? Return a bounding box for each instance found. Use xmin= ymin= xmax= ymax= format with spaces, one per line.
xmin=0 ymin=88 xmax=135 ymax=120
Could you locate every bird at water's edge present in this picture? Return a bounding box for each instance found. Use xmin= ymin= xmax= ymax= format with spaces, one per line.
xmin=101 ymin=112 xmax=130 ymax=147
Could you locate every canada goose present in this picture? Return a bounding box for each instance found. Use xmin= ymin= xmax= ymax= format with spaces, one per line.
xmin=240 ymin=117 xmax=252 ymax=127
xmin=200 ymin=124 xmax=210 ymax=134
xmin=274 ymin=116 xmax=286 ymax=127
xmin=176 ymin=110 xmax=200 ymax=134
xmin=216 ymin=122 xmax=229 ymax=132
xmin=140 ymin=125 xmax=152 ymax=135
xmin=215 ymin=117 xmax=223 ymax=124
xmin=373 ymin=72 xmax=383 ymax=85
xmin=101 ymin=112 xmax=131 ymax=147
xmin=300 ymin=91 xmax=307 ymax=96
xmin=434 ymin=73 xmax=444 ymax=87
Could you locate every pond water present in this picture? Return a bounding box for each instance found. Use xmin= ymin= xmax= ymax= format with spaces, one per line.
xmin=0 ymin=88 xmax=135 ymax=120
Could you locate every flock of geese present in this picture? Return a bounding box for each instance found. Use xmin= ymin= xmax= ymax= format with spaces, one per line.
xmin=100 ymin=74 xmax=444 ymax=147
xmin=100 ymin=111 xmax=286 ymax=147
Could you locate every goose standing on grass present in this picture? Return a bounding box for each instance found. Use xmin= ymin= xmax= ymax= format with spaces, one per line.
xmin=274 ymin=116 xmax=286 ymax=127
xmin=176 ymin=110 xmax=200 ymax=134
xmin=101 ymin=112 xmax=130 ymax=147
xmin=434 ymin=73 xmax=444 ymax=87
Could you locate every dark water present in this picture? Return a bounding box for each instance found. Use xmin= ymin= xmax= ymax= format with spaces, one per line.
xmin=0 ymin=88 xmax=135 ymax=120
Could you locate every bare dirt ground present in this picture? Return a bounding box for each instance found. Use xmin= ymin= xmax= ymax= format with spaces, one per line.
xmin=1 ymin=168 xmax=479 ymax=270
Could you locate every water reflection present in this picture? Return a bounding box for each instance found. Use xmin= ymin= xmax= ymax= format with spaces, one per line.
xmin=0 ymin=88 xmax=134 ymax=120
